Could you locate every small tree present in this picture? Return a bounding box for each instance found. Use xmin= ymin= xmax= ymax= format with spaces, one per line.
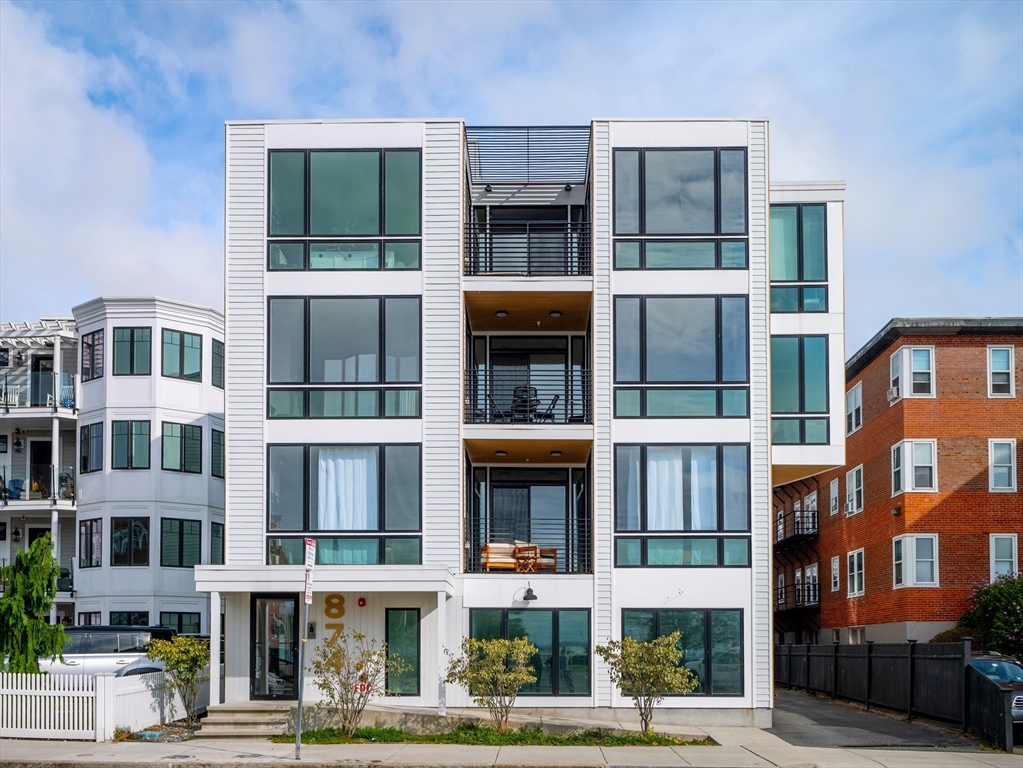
xmin=0 ymin=535 xmax=65 ymax=673
xmin=146 ymin=635 xmax=210 ymax=730
xmin=311 ymin=629 xmax=406 ymax=738
xmin=959 ymin=574 xmax=1023 ymax=659
xmin=595 ymin=631 xmax=697 ymax=734
xmin=444 ymin=637 xmax=537 ymax=733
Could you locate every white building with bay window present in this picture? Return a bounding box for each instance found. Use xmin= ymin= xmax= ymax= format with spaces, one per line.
xmin=196 ymin=119 xmax=845 ymax=725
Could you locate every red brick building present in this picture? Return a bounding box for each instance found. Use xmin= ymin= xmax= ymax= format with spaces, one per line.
xmin=774 ymin=318 xmax=1022 ymax=645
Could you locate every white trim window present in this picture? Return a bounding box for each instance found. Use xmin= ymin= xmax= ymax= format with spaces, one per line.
xmin=892 ymin=440 xmax=938 ymax=494
xmin=893 ymin=534 xmax=938 ymax=587
xmin=804 ymin=491 xmax=818 ymax=533
xmin=804 ymin=563 xmax=819 ymax=605
xmin=988 ymin=346 xmax=1014 ymax=398
xmin=831 ymin=555 xmax=840 ymax=591
xmin=776 ymin=509 xmax=785 ymax=542
xmin=846 ymin=382 xmax=862 ymax=435
xmin=830 ymin=478 xmax=839 ymax=515
xmin=990 ymin=534 xmax=1018 ymax=580
xmin=793 ymin=499 xmax=802 ymax=535
xmin=847 ymin=548 xmax=864 ymax=597
xmin=845 ymin=465 xmax=864 ymax=514
xmin=989 ymin=439 xmax=1017 ymax=492
xmin=777 ymin=573 xmax=786 ymax=606
xmin=889 ymin=346 xmax=935 ymax=402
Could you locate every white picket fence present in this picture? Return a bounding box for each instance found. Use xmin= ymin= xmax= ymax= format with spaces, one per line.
xmin=0 ymin=672 xmax=210 ymax=741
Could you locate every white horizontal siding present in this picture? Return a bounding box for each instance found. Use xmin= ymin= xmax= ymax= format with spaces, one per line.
xmin=225 ymin=123 xmax=266 ymax=566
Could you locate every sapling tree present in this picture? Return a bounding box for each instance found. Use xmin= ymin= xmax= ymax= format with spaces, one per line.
xmin=0 ymin=535 xmax=65 ymax=673
xmin=444 ymin=637 xmax=537 ymax=733
xmin=595 ymin=631 xmax=697 ymax=734
xmin=311 ymin=629 xmax=406 ymax=737
xmin=146 ymin=635 xmax=210 ymax=730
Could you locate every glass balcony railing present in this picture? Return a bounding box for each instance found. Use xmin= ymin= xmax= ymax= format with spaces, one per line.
xmin=1 ymin=372 xmax=76 ymax=409
xmin=1 ymin=464 xmax=76 ymax=502
xmin=465 ymin=368 xmax=592 ymax=424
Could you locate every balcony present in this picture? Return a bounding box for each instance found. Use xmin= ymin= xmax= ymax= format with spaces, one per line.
xmin=466 ymin=368 xmax=591 ymax=425
xmin=1 ymin=464 xmax=76 ymax=505
xmin=1 ymin=372 xmax=76 ymax=411
xmin=775 ymin=582 xmax=820 ymax=612
xmin=465 ymin=221 xmax=591 ymax=277
xmin=774 ymin=507 xmax=818 ymax=549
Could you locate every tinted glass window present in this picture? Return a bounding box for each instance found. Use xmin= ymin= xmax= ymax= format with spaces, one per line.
xmin=309 ymin=298 xmax=379 ymax=383
xmin=645 ymin=150 xmax=715 ymax=234
xmin=386 ymin=609 xmax=419 ymax=695
xmin=722 ymin=446 xmax=749 ymax=531
xmin=803 ymin=336 xmax=828 ymax=413
xmin=614 ymin=298 xmax=641 ymax=383
xmin=268 ymin=446 xmax=304 ymax=531
xmin=384 ymin=445 xmax=420 ymax=531
xmin=801 ymin=205 xmax=826 ymax=280
xmin=310 ymin=151 xmax=379 ymax=236
xmin=508 ymin=610 xmax=554 ymax=695
xmin=769 ymin=207 xmax=798 ymax=281
xmin=269 ymin=152 xmax=305 ymax=236
xmin=616 ymin=445 xmax=641 ymax=531
xmin=646 ymin=297 xmax=716 ymax=382
xmin=721 ymin=297 xmax=748 ymax=383
xmin=385 ymin=298 xmax=420 ymax=383
xmin=269 ymin=298 xmax=306 ymax=384
xmin=614 ymin=150 xmax=640 ymax=235
xmin=384 ymin=151 xmax=420 ymax=235
xmin=719 ymin=150 xmax=747 ymax=234
xmin=771 ymin=337 xmax=800 ymax=413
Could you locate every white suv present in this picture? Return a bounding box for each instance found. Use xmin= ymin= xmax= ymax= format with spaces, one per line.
xmin=39 ymin=627 xmax=175 ymax=675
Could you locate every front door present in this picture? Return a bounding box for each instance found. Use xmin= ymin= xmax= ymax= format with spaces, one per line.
xmin=29 ymin=440 xmax=52 ymax=498
xmin=251 ymin=594 xmax=299 ymax=700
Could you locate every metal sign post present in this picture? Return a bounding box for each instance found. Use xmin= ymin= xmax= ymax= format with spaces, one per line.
xmin=295 ymin=538 xmax=315 ymax=760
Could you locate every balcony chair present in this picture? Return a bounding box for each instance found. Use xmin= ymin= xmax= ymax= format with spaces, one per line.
xmin=480 ymin=542 xmax=518 ymax=571
xmin=535 ymin=394 xmax=560 ymax=423
xmin=486 ymin=394 xmax=510 ymax=423
xmin=510 ymin=386 xmax=540 ymax=422
xmin=56 ymin=568 xmax=72 ymax=592
xmin=6 ymin=479 xmax=24 ymax=500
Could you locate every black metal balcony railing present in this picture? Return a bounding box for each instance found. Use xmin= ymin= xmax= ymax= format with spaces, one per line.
xmin=465 ymin=516 xmax=592 ymax=574
xmin=465 ymin=222 xmax=591 ymax=276
xmin=776 ymin=582 xmax=820 ymax=611
xmin=465 ymin=368 xmax=592 ymax=424
xmin=0 ymin=464 xmax=76 ymax=503
xmin=774 ymin=509 xmax=819 ymax=545
xmin=1 ymin=372 xmax=75 ymax=409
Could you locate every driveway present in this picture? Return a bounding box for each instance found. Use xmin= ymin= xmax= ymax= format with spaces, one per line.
xmin=769 ymin=688 xmax=982 ymax=749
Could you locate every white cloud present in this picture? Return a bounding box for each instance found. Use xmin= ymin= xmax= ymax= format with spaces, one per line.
xmin=0 ymin=3 xmax=222 ymax=322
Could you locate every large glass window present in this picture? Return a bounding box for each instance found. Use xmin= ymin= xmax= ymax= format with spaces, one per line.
xmin=990 ymin=439 xmax=1017 ymax=491
xmin=79 ymin=518 xmax=102 ymax=568
xmin=470 ymin=608 xmax=590 ymax=696
xmin=161 ymin=518 xmax=201 ymax=568
xmin=211 ymin=521 xmax=224 ymax=565
xmin=623 ymin=608 xmax=743 ymax=696
xmin=269 ymin=298 xmax=306 ymax=384
xmin=770 ymin=204 xmax=826 ymax=282
xmin=212 ymin=339 xmax=224 ymax=389
xmin=81 ymin=330 xmax=104 ymax=381
xmin=988 ymin=346 xmax=1014 ymax=397
xmin=311 ymin=151 xmax=379 ymax=236
xmin=269 ymin=151 xmax=305 ymax=236
xmin=161 ymin=612 xmax=201 ymax=635
xmin=385 ymin=608 xmax=420 ymax=696
xmin=111 ymin=517 xmax=149 ymax=567
xmin=162 ymin=329 xmax=202 ymax=382
xmin=113 ymin=328 xmax=151 ymax=376
xmin=110 ymin=611 xmax=150 ymax=627
xmin=615 ymin=296 xmax=748 ymax=384
xmin=212 ymin=429 xmax=225 ymax=478
xmin=112 ymin=420 xmax=150 ymax=470
xmin=893 ymin=534 xmax=938 ymax=587
xmin=162 ymin=423 xmax=202 ymax=474
xmin=771 ymin=335 xmax=829 ymax=445
xmin=80 ymin=422 xmax=103 ymax=473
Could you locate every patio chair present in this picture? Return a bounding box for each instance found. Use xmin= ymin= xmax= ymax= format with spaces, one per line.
xmin=536 ymin=394 xmax=560 ymax=423
xmin=487 ymin=393 xmax=510 ymax=423
xmin=7 ymin=479 xmax=24 ymax=500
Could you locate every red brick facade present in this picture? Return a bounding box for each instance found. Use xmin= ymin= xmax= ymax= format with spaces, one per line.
xmin=774 ymin=324 xmax=1022 ymax=644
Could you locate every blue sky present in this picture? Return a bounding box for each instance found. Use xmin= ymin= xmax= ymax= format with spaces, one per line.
xmin=1 ymin=0 xmax=1020 ymax=354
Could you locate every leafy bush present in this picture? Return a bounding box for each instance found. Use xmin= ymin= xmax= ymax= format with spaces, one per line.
xmin=928 ymin=624 xmax=989 ymax=648
xmin=959 ymin=574 xmax=1023 ymax=659
xmin=595 ymin=631 xmax=697 ymax=734
xmin=311 ymin=629 xmax=406 ymax=738
xmin=444 ymin=637 xmax=537 ymax=732
xmin=0 ymin=535 xmax=64 ymax=673
xmin=146 ymin=635 xmax=210 ymax=730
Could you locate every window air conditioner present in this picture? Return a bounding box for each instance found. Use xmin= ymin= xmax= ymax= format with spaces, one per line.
xmin=844 ymin=502 xmax=853 ymax=513
xmin=887 ymin=386 xmax=900 ymax=401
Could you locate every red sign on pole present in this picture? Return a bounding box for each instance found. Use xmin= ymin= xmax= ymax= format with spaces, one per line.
xmin=304 ymin=568 xmax=314 ymax=605
xmin=304 ymin=538 xmax=316 ymax=569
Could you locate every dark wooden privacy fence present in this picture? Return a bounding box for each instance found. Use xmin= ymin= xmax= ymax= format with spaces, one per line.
xmin=965 ymin=665 xmax=1016 ymax=753
xmin=775 ymin=640 xmax=971 ymax=725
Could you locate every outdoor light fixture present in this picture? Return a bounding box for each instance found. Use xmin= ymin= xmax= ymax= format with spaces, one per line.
xmin=564 ymin=184 xmax=573 ymax=192
xmin=891 ymin=507 xmax=902 ymax=517
xmin=11 ymin=527 xmax=21 ymax=543
xmin=495 ymin=310 xmax=508 ymax=318
xmin=523 ymin=583 xmax=538 ymax=602
xmin=550 ymin=450 xmax=562 ymax=457
xmin=485 ymin=184 xmax=493 ymax=193
xmin=495 ymin=450 xmax=507 ymax=457
xmin=549 ymin=310 xmax=561 ymax=318
xmin=13 ymin=438 xmax=23 ymax=453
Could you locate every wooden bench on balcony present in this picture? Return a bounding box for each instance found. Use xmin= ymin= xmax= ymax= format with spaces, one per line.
xmin=481 ymin=541 xmax=558 ymax=573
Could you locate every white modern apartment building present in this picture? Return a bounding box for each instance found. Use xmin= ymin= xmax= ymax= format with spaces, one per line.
xmin=0 ymin=297 xmax=225 ymax=634
xmin=196 ymin=119 xmax=845 ymax=725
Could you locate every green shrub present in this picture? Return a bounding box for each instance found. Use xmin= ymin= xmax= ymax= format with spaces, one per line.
xmin=445 ymin=637 xmax=537 ymax=733
xmin=928 ymin=625 xmax=989 ymax=648
xmin=961 ymin=574 xmax=1023 ymax=659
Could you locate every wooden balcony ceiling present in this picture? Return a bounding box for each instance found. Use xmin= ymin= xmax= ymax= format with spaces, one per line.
xmin=465 ymin=438 xmax=592 ymax=465
xmin=465 ymin=291 xmax=591 ymax=333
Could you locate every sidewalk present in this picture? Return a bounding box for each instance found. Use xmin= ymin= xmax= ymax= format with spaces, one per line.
xmin=1 ymin=728 xmax=1019 ymax=768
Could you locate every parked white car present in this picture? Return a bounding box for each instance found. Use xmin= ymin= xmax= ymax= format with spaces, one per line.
xmin=39 ymin=626 xmax=175 ymax=676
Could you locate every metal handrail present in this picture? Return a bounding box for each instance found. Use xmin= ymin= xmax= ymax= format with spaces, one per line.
xmin=464 ymin=517 xmax=592 ymax=574
xmin=465 ymin=368 xmax=592 ymax=424
xmin=774 ymin=508 xmax=819 ymax=544
xmin=776 ymin=582 xmax=820 ymax=611
xmin=465 ymin=221 xmax=591 ymax=276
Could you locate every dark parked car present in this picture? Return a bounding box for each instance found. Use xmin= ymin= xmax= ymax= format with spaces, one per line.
xmin=970 ymin=654 xmax=1023 ymax=727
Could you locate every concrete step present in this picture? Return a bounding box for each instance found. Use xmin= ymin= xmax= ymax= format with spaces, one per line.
xmin=198 ymin=703 xmax=296 ymax=738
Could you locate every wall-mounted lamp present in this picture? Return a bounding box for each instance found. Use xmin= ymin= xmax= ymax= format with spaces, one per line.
xmin=11 ymin=527 xmax=21 ymax=543
xmin=484 ymin=184 xmax=493 ymax=193
xmin=523 ymin=583 xmax=538 ymax=602
xmin=12 ymin=438 xmax=23 ymax=454
xmin=891 ymin=507 xmax=901 ymax=516
xmin=564 ymin=184 xmax=573 ymax=192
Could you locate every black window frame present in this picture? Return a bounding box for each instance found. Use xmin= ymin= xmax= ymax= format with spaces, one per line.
xmin=160 ymin=611 xmax=202 ymax=635
xmin=211 ymin=428 xmax=225 ymax=478
xmin=769 ymin=285 xmax=829 ymax=314
xmin=79 ymin=518 xmax=102 ymax=568
xmin=385 ymin=607 xmax=421 ymax=696
xmin=80 ymin=422 xmax=104 ymax=474
xmin=112 ymin=327 xmax=152 ymax=376
xmin=613 ymin=386 xmax=750 ymax=419
xmin=770 ymin=335 xmax=830 ymax=414
xmin=211 ymin=521 xmax=224 ymax=565
xmin=613 ymin=239 xmax=749 ymax=270
xmin=0 ymin=348 xmax=8 ymax=367
xmin=613 ymin=147 xmax=748 ymax=237
xmin=468 ymin=607 xmax=591 ymax=697
xmin=266 ymin=443 xmax=422 ymax=533
xmin=161 ymin=328 xmax=202 ymax=382
xmin=613 ymin=443 xmax=751 ymax=534
xmin=81 ymin=330 xmax=104 ymax=381
xmin=614 ymin=536 xmax=751 ymax=568
xmin=161 ymin=422 xmax=202 ymax=474
xmin=78 ymin=611 xmax=102 ymax=626
xmin=266 ymin=387 xmax=423 ymax=419
xmin=266 ymin=295 xmax=422 ymax=386
xmin=161 ymin=517 xmax=202 ymax=568
xmin=769 ymin=203 xmax=828 ymax=283
xmin=110 ymin=516 xmax=150 ymax=567
xmin=212 ymin=339 xmax=225 ymax=389
xmin=111 ymin=419 xmax=151 ymax=470
xmin=613 ymin=295 xmax=749 ymax=385
xmin=621 ymin=608 xmax=744 ymax=696
xmin=110 ymin=611 xmax=150 ymax=627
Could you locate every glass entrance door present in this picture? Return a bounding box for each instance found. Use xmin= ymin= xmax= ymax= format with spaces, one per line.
xmin=252 ymin=595 xmax=298 ymax=700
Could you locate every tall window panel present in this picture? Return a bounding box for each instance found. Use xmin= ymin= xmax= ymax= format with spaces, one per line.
xmin=162 ymin=423 xmax=202 ymax=474
xmin=211 ymin=522 xmax=224 ymax=565
xmin=771 ymin=335 xmax=829 ymax=445
xmin=385 ymin=609 xmax=420 ymax=695
xmin=79 ymin=518 xmax=102 ymax=568
xmin=80 ymin=423 xmax=104 ymax=473
xmin=769 ymin=204 xmax=827 ymax=314
xmin=81 ymin=330 xmax=104 ymax=381
xmin=111 ymin=517 xmax=149 ymax=567
xmin=212 ymin=339 xmax=225 ymax=389
xmin=113 ymin=328 xmax=151 ymax=376
xmin=161 ymin=518 xmax=201 ymax=568
xmin=111 ymin=420 xmax=150 ymax=470
xmin=162 ymin=330 xmax=202 ymax=382
xmin=212 ymin=429 xmax=225 ymax=478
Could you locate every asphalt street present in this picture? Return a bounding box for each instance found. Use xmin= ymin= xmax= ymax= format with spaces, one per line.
xmin=768 ymin=688 xmax=982 ymax=750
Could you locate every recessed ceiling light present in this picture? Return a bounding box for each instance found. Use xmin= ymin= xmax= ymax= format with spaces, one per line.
xmin=550 ymin=450 xmax=562 ymax=457
xmin=495 ymin=450 xmax=507 ymax=457
xmin=549 ymin=311 xmax=561 ymax=318
xmin=496 ymin=310 xmax=508 ymax=318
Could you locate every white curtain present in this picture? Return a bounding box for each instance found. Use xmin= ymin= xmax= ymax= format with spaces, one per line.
xmin=647 ymin=446 xmax=717 ymax=530
xmin=316 ymin=447 xmax=378 ymax=530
